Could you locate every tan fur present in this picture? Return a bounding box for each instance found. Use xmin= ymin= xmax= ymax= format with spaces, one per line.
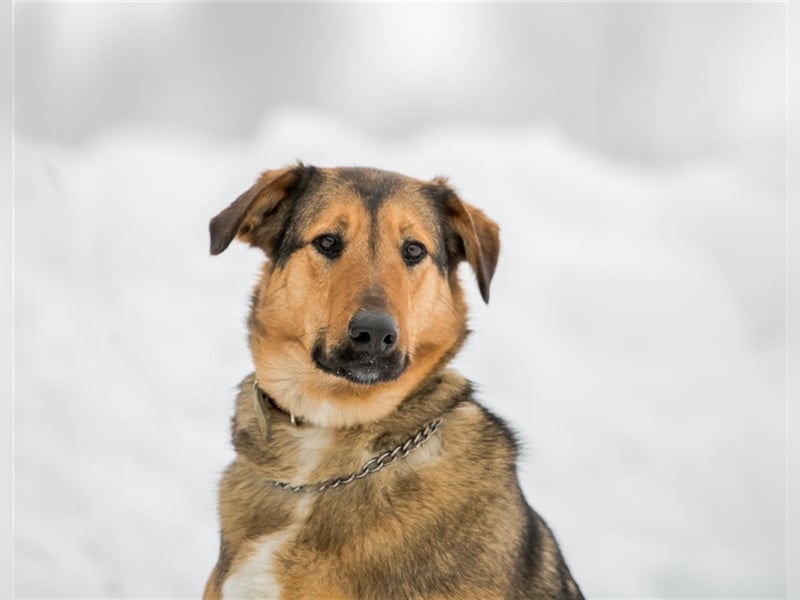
xmin=205 ymin=166 xmax=583 ymax=600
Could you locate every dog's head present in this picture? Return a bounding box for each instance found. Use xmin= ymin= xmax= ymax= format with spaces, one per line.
xmin=210 ymin=164 xmax=499 ymax=427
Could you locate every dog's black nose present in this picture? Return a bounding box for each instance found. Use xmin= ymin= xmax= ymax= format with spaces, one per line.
xmin=348 ymin=311 xmax=399 ymax=356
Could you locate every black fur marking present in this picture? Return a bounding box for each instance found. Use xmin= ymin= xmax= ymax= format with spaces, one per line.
xmin=312 ymin=340 xmax=408 ymax=385
xmin=272 ymin=166 xmax=320 ymax=267
xmin=472 ymin=399 xmax=522 ymax=462
xmin=337 ymin=168 xmax=403 ymax=256
xmin=509 ymin=504 xmax=544 ymax=593
xmin=337 ymin=167 xmax=403 ymax=212
xmin=419 ymin=183 xmax=455 ymax=274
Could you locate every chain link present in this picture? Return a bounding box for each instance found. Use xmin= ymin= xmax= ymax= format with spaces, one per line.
xmin=269 ymin=418 xmax=443 ymax=493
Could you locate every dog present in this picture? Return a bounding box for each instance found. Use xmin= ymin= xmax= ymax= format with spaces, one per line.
xmin=204 ymin=164 xmax=584 ymax=600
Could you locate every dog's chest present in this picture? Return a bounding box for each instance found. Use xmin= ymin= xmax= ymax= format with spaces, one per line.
xmin=221 ymin=428 xmax=336 ymax=599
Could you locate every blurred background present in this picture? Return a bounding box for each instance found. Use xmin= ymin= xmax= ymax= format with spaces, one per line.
xmin=14 ymin=2 xmax=786 ymax=599
xmin=16 ymin=2 xmax=785 ymax=175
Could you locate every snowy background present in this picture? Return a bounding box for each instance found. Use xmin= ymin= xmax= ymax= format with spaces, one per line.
xmin=13 ymin=3 xmax=786 ymax=599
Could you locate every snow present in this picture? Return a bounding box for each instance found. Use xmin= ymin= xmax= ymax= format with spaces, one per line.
xmin=14 ymin=108 xmax=785 ymax=598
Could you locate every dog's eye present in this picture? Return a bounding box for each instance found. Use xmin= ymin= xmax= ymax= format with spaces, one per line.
xmin=312 ymin=234 xmax=343 ymax=258
xmin=402 ymin=241 xmax=427 ymax=265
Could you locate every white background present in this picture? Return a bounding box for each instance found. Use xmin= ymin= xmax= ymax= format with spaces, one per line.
xmin=13 ymin=3 xmax=787 ymax=598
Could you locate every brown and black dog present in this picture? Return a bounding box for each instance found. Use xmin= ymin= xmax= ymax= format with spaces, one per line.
xmin=204 ymin=164 xmax=583 ymax=600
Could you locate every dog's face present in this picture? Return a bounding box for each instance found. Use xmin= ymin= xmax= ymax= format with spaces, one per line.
xmin=210 ymin=165 xmax=499 ymax=427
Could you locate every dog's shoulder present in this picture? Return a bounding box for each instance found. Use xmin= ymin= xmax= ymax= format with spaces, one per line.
xmin=432 ymin=369 xmax=521 ymax=463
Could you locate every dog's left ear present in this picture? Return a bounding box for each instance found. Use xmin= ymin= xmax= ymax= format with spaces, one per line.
xmin=209 ymin=164 xmax=308 ymax=257
xmin=436 ymin=178 xmax=500 ymax=304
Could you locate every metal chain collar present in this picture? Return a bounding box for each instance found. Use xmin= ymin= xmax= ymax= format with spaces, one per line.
xmin=268 ymin=418 xmax=443 ymax=493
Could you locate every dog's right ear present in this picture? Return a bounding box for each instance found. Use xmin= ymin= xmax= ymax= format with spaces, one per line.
xmin=209 ymin=164 xmax=308 ymax=257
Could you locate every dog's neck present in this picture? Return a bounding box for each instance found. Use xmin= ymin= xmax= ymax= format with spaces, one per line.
xmin=254 ymin=382 xmax=303 ymax=434
xmin=231 ymin=370 xmax=470 ymax=473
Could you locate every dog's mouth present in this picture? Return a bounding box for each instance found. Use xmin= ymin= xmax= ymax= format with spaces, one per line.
xmin=312 ymin=343 xmax=408 ymax=385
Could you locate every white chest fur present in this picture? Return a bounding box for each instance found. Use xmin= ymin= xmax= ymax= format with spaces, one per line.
xmin=221 ymin=529 xmax=295 ymax=600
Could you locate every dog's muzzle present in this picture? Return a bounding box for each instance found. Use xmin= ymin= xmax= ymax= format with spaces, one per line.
xmin=312 ymin=311 xmax=408 ymax=385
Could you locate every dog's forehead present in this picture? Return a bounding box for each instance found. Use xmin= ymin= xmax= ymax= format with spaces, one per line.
xmin=328 ymin=167 xmax=434 ymax=207
xmin=299 ymin=167 xmax=443 ymax=226
xmin=335 ymin=166 xmax=407 ymax=191
xmin=333 ymin=166 xmax=418 ymax=197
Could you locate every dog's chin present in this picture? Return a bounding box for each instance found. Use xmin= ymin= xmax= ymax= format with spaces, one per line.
xmin=312 ymin=346 xmax=408 ymax=386
xmin=333 ymin=364 xmax=385 ymax=385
